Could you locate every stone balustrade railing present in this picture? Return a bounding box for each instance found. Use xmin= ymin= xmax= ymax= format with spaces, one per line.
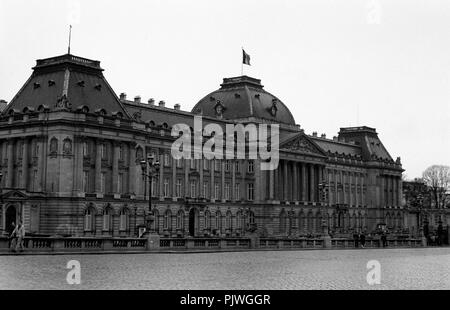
xmin=0 ymin=236 xmax=425 ymax=253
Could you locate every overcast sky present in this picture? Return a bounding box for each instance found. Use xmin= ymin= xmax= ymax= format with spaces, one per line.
xmin=0 ymin=0 xmax=449 ymax=179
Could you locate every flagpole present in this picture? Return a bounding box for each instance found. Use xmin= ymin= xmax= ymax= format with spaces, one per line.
xmin=241 ymin=47 xmax=244 ymax=76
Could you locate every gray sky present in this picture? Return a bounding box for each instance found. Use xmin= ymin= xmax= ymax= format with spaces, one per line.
xmin=0 ymin=0 xmax=449 ymax=179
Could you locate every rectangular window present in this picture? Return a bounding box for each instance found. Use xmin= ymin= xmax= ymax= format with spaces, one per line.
xmin=176 ymin=179 xmax=182 ymax=198
xmin=203 ymin=181 xmax=208 ymax=198
xmin=118 ymin=173 xmax=123 ymax=193
xmin=235 ymin=183 xmax=240 ymax=200
xmin=83 ymin=142 xmax=88 ymax=156
xmin=225 ymin=160 xmax=230 ymax=172
xmin=100 ymin=172 xmax=106 ymax=193
xmin=176 ymin=158 xmax=182 ymax=168
xmin=101 ymin=144 xmax=106 ymax=159
xmin=203 ymin=159 xmax=209 ymax=170
xmin=215 ymin=160 xmax=221 ymax=171
xmin=247 ymin=183 xmax=254 ymax=201
xmin=83 ymin=171 xmax=89 ymax=192
xmin=32 ymin=170 xmax=38 ymax=191
xmin=235 ymin=162 xmax=240 ymax=173
xmin=225 ymin=183 xmax=230 ymax=200
xmin=248 ymin=161 xmax=254 ymax=173
xmin=190 ymin=180 xmax=196 ymax=198
xmin=214 ymin=184 xmax=220 ymax=200
xmin=190 ymin=159 xmax=195 ymax=169
xmin=151 ymin=177 xmax=157 ymax=197
xmin=164 ymin=178 xmax=170 ymax=197
xmin=164 ymin=154 xmax=170 ymax=166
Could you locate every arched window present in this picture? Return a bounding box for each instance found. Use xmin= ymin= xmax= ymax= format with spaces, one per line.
xmin=215 ymin=211 xmax=222 ymax=232
xmin=307 ymin=211 xmax=314 ymax=233
xmin=84 ymin=207 xmax=95 ymax=232
xmin=119 ymin=208 xmax=129 ymax=231
xmin=176 ymin=210 xmax=184 ymax=230
xmin=247 ymin=210 xmax=255 ymax=226
xmin=386 ymin=213 xmax=392 ymax=229
xmin=298 ymin=212 xmax=304 ymax=232
xmin=236 ymin=211 xmax=242 ymax=230
xmin=50 ymin=137 xmax=58 ymax=155
xmin=136 ymin=146 xmax=143 ymax=161
xmin=279 ymin=210 xmax=287 ymax=234
xmin=153 ymin=209 xmax=159 ymax=233
xmin=164 ymin=209 xmax=172 ymax=231
xmin=352 ymin=214 xmax=357 ymax=229
xmin=316 ymin=212 xmax=322 ymax=233
xmin=204 ymin=210 xmax=211 ymax=230
xmin=226 ymin=211 xmax=232 ymax=230
xmin=102 ymin=206 xmax=112 ymax=231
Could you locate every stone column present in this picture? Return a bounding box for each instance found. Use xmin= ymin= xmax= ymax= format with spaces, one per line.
xmin=72 ymin=136 xmax=84 ymax=194
xmin=283 ymin=160 xmax=288 ymax=201
xmin=128 ymin=142 xmax=136 ymax=196
xmin=398 ymin=177 xmax=403 ymax=208
xmin=232 ymin=160 xmax=236 ymax=202
xmin=274 ymin=164 xmax=279 ymax=200
xmin=310 ymin=164 xmax=315 ymax=202
xmin=293 ymin=162 xmax=298 ymax=202
xmin=112 ymin=141 xmax=120 ymax=195
xmin=6 ymin=138 xmax=15 ymax=188
xmin=94 ymin=139 xmax=103 ymax=194
xmin=159 ymin=153 xmax=164 ymax=200
xmin=36 ymin=136 xmax=46 ymax=192
xmin=269 ymin=168 xmax=274 ymax=200
xmin=301 ymin=163 xmax=307 ymax=202
xmin=199 ymin=159 xmax=204 ymax=198
xmin=21 ymin=138 xmax=29 ymax=190
xmin=221 ymin=160 xmax=225 ymax=202
xmin=172 ymin=157 xmax=177 ymax=200
xmin=210 ymin=160 xmax=215 ymax=201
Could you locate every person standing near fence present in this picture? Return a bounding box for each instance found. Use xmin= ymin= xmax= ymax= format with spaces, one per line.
xmin=8 ymin=221 xmax=17 ymax=251
xmin=359 ymin=232 xmax=366 ymax=248
xmin=14 ymin=222 xmax=25 ymax=252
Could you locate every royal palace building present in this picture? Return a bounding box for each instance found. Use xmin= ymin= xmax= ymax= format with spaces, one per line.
xmin=0 ymin=54 xmax=407 ymax=238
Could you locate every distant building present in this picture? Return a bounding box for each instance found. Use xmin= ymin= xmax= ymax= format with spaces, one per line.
xmin=0 ymin=53 xmax=412 ymax=238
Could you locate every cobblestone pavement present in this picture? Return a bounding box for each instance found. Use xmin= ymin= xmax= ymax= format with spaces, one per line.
xmin=0 ymin=248 xmax=449 ymax=289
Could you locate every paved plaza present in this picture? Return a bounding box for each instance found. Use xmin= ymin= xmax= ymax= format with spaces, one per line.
xmin=0 ymin=248 xmax=449 ymax=290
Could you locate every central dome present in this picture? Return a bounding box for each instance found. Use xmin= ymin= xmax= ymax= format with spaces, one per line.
xmin=192 ymin=76 xmax=296 ymax=125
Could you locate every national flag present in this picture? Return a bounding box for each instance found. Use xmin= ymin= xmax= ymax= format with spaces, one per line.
xmin=242 ymin=49 xmax=251 ymax=66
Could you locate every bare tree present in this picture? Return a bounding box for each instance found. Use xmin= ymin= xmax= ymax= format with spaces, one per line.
xmin=422 ymin=165 xmax=450 ymax=209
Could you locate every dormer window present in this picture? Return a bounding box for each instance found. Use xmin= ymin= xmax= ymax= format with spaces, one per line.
xmin=48 ymin=80 xmax=56 ymax=87
xmin=214 ymin=100 xmax=226 ymax=118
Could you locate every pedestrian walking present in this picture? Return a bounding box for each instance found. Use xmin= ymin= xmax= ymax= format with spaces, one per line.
xmin=8 ymin=221 xmax=17 ymax=251
xmin=359 ymin=232 xmax=366 ymax=248
xmin=381 ymin=232 xmax=388 ymax=247
xmin=353 ymin=232 xmax=359 ymax=248
xmin=14 ymin=222 xmax=25 ymax=252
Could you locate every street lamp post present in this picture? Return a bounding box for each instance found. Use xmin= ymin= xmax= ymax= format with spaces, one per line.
xmin=140 ymin=154 xmax=160 ymax=234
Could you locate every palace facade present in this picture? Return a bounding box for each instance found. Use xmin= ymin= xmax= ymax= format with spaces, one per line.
xmin=0 ymin=54 xmax=407 ymax=238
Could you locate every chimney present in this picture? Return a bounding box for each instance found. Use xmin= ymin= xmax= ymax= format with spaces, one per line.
xmin=148 ymin=98 xmax=155 ymax=105
xmin=159 ymin=100 xmax=165 ymax=107
xmin=174 ymin=104 xmax=180 ymax=111
xmin=312 ymin=132 xmax=317 ymax=137
xmin=119 ymin=93 xmax=127 ymax=100
xmin=0 ymin=99 xmax=8 ymax=112
xmin=321 ymin=133 xmax=326 ymax=139
xmin=134 ymin=96 xmax=141 ymax=103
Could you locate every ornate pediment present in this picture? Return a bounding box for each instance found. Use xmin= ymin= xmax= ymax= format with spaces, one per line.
xmin=1 ymin=190 xmax=29 ymax=200
xmin=281 ymin=134 xmax=326 ymax=156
